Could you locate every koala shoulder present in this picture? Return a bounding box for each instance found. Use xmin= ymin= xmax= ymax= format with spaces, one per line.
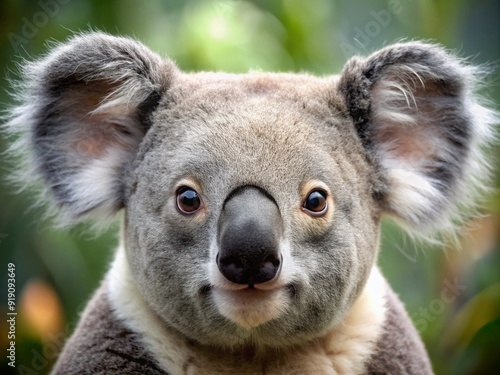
xmin=366 ymin=287 xmax=433 ymax=374
xmin=51 ymin=282 xmax=166 ymax=375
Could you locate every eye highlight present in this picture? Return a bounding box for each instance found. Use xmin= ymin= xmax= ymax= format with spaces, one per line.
xmin=302 ymin=189 xmax=328 ymax=216
xmin=176 ymin=187 xmax=202 ymax=214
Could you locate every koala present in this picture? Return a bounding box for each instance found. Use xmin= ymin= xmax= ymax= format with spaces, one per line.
xmin=4 ymin=32 xmax=496 ymax=374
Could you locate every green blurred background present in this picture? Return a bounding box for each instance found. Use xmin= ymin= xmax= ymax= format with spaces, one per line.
xmin=0 ymin=0 xmax=499 ymax=374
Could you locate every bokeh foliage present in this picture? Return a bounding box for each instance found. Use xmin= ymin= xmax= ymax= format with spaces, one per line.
xmin=0 ymin=1 xmax=499 ymax=374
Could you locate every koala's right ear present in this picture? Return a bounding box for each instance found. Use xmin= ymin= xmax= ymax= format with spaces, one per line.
xmin=6 ymin=32 xmax=176 ymax=224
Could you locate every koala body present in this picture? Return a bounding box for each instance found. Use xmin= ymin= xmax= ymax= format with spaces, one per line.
xmin=5 ymin=33 xmax=496 ymax=374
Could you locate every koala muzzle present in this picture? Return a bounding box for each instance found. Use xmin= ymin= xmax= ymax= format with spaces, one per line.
xmin=217 ymin=186 xmax=283 ymax=285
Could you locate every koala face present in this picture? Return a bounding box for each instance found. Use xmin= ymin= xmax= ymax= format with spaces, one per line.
xmin=5 ymin=33 xmax=494 ymax=351
xmin=124 ymin=75 xmax=380 ymax=346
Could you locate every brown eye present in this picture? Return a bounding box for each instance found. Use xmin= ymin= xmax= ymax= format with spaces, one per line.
xmin=303 ymin=190 xmax=328 ymax=216
xmin=176 ymin=187 xmax=202 ymax=214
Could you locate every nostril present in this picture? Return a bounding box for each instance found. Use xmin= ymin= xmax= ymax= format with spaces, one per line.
xmin=219 ymin=255 xmax=244 ymax=270
xmin=218 ymin=255 xmax=245 ymax=280
xmin=257 ymin=253 xmax=281 ymax=282
xmin=264 ymin=254 xmax=281 ymax=267
xmin=260 ymin=254 xmax=280 ymax=275
xmin=217 ymin=254 xmax=247 ymax=285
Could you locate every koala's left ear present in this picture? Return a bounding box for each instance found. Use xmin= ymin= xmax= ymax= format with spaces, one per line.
xmin=6 ymin=32 xmax=176 ymax=224
xmin=338 ymin=42 xmax=496 ymax=234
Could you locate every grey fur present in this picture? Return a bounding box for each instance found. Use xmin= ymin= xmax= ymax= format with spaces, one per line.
xmin=3 ymin=32 xmax=496 ymax=374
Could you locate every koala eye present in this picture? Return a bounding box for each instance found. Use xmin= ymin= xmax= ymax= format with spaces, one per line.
xmin=176 ymin=187 xmax=202 ymax=214
xmin=302 ymin=190 xmax=328 ymax=216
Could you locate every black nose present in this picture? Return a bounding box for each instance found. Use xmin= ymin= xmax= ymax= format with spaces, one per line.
xmin=217 ymin=186 xmax=283 ymax=285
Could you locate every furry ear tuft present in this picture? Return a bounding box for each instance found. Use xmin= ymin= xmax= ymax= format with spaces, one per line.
xmin=3 ymin=32 xmax=176 ymax=225
xmin=338 ymin=42 xmax=497 ymax=237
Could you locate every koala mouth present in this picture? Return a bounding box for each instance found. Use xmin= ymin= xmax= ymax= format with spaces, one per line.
xmin=211 ymin=284 xmax=291 ymax=329
xmin=204 ymin=262 xmax=298 ymax=330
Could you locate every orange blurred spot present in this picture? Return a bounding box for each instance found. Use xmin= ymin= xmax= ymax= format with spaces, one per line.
xmin=19 ymin=279 xmax=64 ymax=342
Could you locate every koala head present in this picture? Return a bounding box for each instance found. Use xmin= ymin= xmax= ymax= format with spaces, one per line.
xmin=6 ymin=33 xmax=495 ymax=349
